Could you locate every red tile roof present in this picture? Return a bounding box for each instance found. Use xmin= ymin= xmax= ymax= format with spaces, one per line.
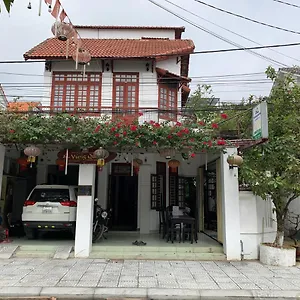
xmin=74 ymin=25 xmax=185 ymax=39
xmin=156 ymin=67 xmax=191 ymax=82
xmin=24 ymin=38 xmax=195 ymax=60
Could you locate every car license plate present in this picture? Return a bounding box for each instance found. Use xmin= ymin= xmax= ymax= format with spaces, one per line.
xmin=42 ymin=207 xmax=52 ymax=214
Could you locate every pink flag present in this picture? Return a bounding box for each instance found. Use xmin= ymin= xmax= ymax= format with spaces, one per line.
xmin=59 ymin=9 xmax=67 ymax=21
xmin=51 ymin=0 xmax=61 ymax=18
xmin=44 ymin=0 xmax=52 ymax=5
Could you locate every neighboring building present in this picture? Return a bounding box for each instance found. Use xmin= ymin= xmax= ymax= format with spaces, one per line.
xmin=0 ymin=25 xmax=274 ymax=260
xmin=7 ymin=102 xmax=41 ymax=112
xmin=0 ymin=85 xmax=8 ymax=110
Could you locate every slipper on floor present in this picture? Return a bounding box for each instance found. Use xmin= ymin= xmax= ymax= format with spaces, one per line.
xmin=138 ymin=241 xmax=147 ymax=246
xmin=132 ymin=240 xmax=139 ymax=246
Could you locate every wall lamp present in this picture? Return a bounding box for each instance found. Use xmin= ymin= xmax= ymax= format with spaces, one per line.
xmin=227 ymin=154 xmax=243 ymax=170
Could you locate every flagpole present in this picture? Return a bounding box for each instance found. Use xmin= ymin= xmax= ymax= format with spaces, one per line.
xmin=38 ymin=0 xmax=42 ymax=16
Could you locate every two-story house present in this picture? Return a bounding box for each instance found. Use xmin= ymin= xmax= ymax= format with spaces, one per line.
xmin=0 ymin=25 xmax=246 ymax=260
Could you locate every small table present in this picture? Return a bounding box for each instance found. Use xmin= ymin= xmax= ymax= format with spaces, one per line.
xmin=169 ymin=215 xmax=197 ymax=244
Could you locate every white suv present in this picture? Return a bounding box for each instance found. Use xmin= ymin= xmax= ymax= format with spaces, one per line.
xmin=22 ymin=185 xmax=78 ymax=239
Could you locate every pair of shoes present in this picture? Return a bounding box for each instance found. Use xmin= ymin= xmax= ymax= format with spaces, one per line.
xmin=132 ymin=240 xmax=147 ymax=246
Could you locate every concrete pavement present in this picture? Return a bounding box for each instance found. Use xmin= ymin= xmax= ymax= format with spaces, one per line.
xmin=0 ymin=258 xmax=300 ymax=299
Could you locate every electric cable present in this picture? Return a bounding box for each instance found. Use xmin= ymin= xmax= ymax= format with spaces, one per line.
xmin=272 ymin=0 xmax=300 ymax=9
xmin=148 ymin=0 xmax=288 ymax=67
xmin=194 ymin=0 xmax=300 ymax=35
xmin=164 ymin=0 xmax=300 ymax=63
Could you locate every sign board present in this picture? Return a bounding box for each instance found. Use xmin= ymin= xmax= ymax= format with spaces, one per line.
xmin=57 ymin=150 xmax=117 ymax=164
xmin=252 ymin=102 xmax=268 ymax=140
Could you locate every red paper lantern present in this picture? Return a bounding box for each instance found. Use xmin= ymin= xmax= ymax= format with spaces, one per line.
xmin=17 ymin=157 xmax=28 ymax=172
xmin=56 ymin=159 xmax=65 ymax=171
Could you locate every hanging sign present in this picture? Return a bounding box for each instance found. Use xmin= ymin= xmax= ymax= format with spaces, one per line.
xmin=57 ymin=150 xmax=117 ymax=164
xmin=252 ymin=102 xmax=268 ymax=140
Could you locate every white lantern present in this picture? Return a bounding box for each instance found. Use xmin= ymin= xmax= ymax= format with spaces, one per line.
xmin=51 ymin=21 xmax=75 ymax=41
xmin=93 ymin=147 xmax=109 ymax=172
xmin=24 ymin=145 xmax=41 ymax=164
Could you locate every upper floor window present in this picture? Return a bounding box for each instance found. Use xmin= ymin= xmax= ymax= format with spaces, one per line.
xmin=158 ymin=84 xmax=177 ymax=121
xmin=51 ymin=72 xmax=102 ymax=112
xmin=113 ymin=73 xmax=139 ymax=116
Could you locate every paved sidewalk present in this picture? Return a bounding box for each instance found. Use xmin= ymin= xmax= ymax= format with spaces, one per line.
xmin=0 ymin=258 xmax=300 ymax=299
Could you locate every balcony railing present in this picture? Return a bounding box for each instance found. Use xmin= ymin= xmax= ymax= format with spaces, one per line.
xmin=16 ymin=106 xmax=197 ymax=124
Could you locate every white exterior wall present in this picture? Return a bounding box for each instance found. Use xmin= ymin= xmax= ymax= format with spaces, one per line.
xmin=221 ymin=148 xmax=241 ymax=260
xmin=77 ymin=28 xmax=176 ymax=39
xmin=240 ymin=191 xmax=276 ymax=260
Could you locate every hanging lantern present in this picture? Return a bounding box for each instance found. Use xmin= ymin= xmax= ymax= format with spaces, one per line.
xmin=227 ymin=154 xmax=243 ymax=169
xmin=159 ymin=148 xmax=176 ymax=160
xmin=72 ymin=48 xmax=91 ymax=66
xmin=24 ymin=145 xmax=41 ymax=165
xmin=56 ymin=159 xmax=65 ymax=172
xmin=93 ymin=147 xmax=109 ymax=172
xmin=17 ymin=157 xmax=28 ymax=172
xmin=132 ymin=158 xmax=143 ymax=174
xmin=168 ymin=159 xmax=180 ymax=172
xmin=51 ymin=21 xmax=75 ymax=41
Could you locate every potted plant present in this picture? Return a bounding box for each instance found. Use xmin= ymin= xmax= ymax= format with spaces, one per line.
xmin=241 ymin=67 xmax=300 ymax=267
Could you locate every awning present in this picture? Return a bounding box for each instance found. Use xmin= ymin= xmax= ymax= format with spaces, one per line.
xmin=156 ymin=67 xmax=191 ymax=83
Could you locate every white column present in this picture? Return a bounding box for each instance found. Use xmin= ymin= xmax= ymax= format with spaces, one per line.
xmin=74 ymin=164 xmax=96 ymax=258
xmin=221 ymin=148 xmax=241 ymax=260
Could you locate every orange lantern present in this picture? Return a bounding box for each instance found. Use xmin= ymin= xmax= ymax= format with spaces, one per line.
xmin=17 ymin=157 xmax=28 ymax=172
xmin=56 ymin=159 xmax=65 ymax=172
xmin=168 ymin=159 xmax=180 ymax=173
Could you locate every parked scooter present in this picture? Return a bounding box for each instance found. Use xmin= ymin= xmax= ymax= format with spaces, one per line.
xmin=92 ymin=198 xmax=111 ymax=243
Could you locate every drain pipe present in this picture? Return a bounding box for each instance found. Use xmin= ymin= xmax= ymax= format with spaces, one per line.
xmin=240 ymin=240 xmax=244 ymax=261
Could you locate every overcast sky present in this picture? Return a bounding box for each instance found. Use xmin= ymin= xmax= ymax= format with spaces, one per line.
xmin=0 ymin=0 xmax=299 ymax=103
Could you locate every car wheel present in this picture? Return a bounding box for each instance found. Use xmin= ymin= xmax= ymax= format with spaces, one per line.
xmin=25 ymin=229 xmax=38 ymax=240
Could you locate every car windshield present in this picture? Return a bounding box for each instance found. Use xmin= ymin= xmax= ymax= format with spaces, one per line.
xmin=30 ymin=189 xmax=70 ymax=202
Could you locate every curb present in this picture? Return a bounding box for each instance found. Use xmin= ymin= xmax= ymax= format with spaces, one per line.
xmin=0 ymin=287 xmax=299 ymax=299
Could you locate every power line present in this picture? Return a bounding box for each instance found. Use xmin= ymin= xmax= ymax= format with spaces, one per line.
xmin=194 ymin=0 xmax=300 ymax=35
xmin=272 ymin=0 xmax=300 ymax=9
xmin=164 ymin=0 xmax=300 ymax=63
xmin=0 ymin=41 xmax=299 ymax=65
xmin=148 ymin=0 xmax=288 ymax=66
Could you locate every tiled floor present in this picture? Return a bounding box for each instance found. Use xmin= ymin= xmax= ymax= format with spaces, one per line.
xmin=0 ymin=259 xmax=300 ymax=290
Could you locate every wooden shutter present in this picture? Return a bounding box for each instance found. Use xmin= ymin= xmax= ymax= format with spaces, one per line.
xmin=178 ymin=176 xmax=186 ymax=208
xmin=151 ymin=174 xmax=165 ymax=210
xmin=169 ymin=175 xmax=177 ymax=207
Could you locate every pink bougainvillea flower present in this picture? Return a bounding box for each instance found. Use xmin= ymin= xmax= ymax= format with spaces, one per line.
xmin=217 ymin=139 xmax=226 ymax=146
xmin=94 ymin=125 xmax=101 ymax=133
xmin=220 ymin=113 xmax=228 ymax=119
xmin=111 ymin=127 xmax=116 ymax=132
xmin=123 ymin=131 xmax=127 ymax=136
xmin=113 ymin=141 xmax=118 ymax=145
xmin=190 ymin=153 xmax=196 ymax=158
xmin=138 ymin=112 xmax=143 ymax=116
xmin=153 ymin=141 xmax=158 ymax=145
xmin=67 ymin=127 xmax=72 ymax=131
xmin=130 ymin=125 xmax=137 ymax=131
xmin=198 ymin=121 xmax=205 ymax=126
xmin=176 ymin=121 xmax=182 ymax=126
xmin=9 ymin=129 xmax=15 ymax=134
xmin=115 ymin=133 xmax=120 ymax=138
xmin=167 ymin=135 xmax=172 ymax=139
xmin=212 ymin=123 xmax=219 ymax=129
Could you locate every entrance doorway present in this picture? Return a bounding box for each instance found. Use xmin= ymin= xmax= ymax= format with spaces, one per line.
xmin=109 ymin=164 xmax=138 ymax=231
xmin=203 ymin=162 xmax=218 ymax=240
